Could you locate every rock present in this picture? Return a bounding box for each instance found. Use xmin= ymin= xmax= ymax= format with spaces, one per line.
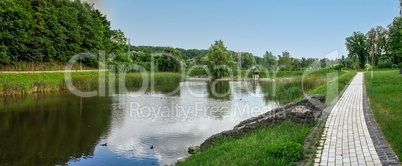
xmin=188 ymin=146 xmax=200 ymax=154
xmin=176 ymin=157 xmax=186 ymax=163
xmin=288 ymin=106 xmax=315 ymax=123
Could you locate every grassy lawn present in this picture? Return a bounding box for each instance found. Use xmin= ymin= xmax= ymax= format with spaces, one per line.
xmin=365 ymin=69 xmax=402 ymax=161
xmin=177 ymin=121 xmax=312 ymax=166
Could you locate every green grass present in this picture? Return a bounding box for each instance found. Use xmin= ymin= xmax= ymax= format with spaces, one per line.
xmin=260 ymin=70 xmax=356 ymax=105
xmin=0 ymin=72 xmax=100 ymax=96
xmin=177 ymin=121 xmax=312 ymax=166
xmin=308 ymin=71 xmax=357 ymax=105
xmin=365 ymin=69 xmax=402 ymax=161
xmin=260 ymin=75 xmax=327 ymax=104
xmin=259 ymin=70 xmax=338 ymax=78
xmin=0 ymin=72 xmax=182 ymax=96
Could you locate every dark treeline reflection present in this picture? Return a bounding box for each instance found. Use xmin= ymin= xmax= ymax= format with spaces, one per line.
xmin=125 ymin=83 xmax=181 ymax=96
xmin=0 ymin=93 xmax=112 ymax=165
xmin=207 ymin=81 xmax=231 ymax=101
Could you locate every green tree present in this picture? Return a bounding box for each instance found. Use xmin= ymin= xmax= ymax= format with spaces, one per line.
xmin=292 ymin=58 xmax=301 ymax=71
xmin=346 ymin=32 xmax=368 ymax=68
xmin=387 ymin=17 xmax=402 ymax=64
xmin=236 ymin=52 xmax=255 ymax=70
xmin=277 ymin=51 xmax=292 ymax=71
xmin=366 ymin=26 xmax=388 ymax=67
xmin=0 ymin=0 xmax=122 ymax=67
xmin=205 ymin=40 xmax=234 ymax=79
xmin=254 ymin=56 xmax=263 ymax=66
xmin=158 ymin=47 xmax=183 ymax=72
xmin=0 ymin=0 xmax=33 ymax=64
xmin=109 ymin=29 xmax=127 ymax=55
xmin=262 ymin=51 xmax=277 ymax=69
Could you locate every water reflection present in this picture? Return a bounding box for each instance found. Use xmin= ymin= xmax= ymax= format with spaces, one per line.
xmin=95 ymin=81 xmax=278 ymax=165
xmin=0 ymin=93 xmax=112 ymax=165
xmin=0 ymin=81 xmax=281 ymax=165
xmin=207 ymin=81 xmax=231 ymax=101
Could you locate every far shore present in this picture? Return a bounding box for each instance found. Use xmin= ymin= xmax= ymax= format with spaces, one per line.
xmin=186 ymin=76 xmax=295 ymax=82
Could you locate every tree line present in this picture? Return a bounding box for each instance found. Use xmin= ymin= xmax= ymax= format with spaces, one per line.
xmin=129 ymin=45 xmax=325 ymax=73
xmin=345 ymin=17 xmax=402 ymax=69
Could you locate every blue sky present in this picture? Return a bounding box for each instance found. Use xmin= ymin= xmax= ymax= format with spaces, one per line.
xmin=102 ymin=0 xmax=399 ymax=58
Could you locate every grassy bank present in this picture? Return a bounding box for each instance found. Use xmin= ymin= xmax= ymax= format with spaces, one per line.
xmin=0 ymin=61 xmax=96 ymax=71
xmin=187 ymin=68 xmax=338 ymax=79
xmin=0 ymin=72 xmax=182 ymax=96
xmin=308 ymin=71 xmax=357 ymax=105
xmin=177 ymin=121 xmax=312 ymax=166
xmin=0 ymin=72 xmax=99 ymax=96
xmin=260 ymin=70 xmax=357 ymax=105
xmin=365 ymin=69 xmax=402 ymax=161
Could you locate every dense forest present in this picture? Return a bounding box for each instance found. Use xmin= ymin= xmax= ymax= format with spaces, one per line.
xmin=0 ymin=0 xmax=127 ymax=66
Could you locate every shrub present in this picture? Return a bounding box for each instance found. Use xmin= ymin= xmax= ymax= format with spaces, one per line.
xmin=365 ymin=64 xmax=372 ymax=70
xmin=377 ymin=62 xmax=392 ymax=68
xmin=398 ymin=62 xmax=402 ymax=68
xmin=267 ymin=142 xmax=304 ymax=162
xmin=333 ymin=64 xmax=344 ymax=71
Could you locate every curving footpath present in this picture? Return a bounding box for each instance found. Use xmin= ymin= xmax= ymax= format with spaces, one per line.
xmin=315 ymin=73 xmax=386 ymax=166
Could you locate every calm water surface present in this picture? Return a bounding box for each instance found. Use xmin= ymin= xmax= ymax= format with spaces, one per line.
xmin=0 ymin=81 xmax=280 ymax=165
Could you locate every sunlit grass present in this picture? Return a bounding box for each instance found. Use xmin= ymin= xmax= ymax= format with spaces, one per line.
xmin=0 ymin=72 xmax=182 ymax=96
xmin=177 ymin=121 xmax=312 ymax=166
xmin=308 ymin=71 xmax=357 ymax=105
xmin=365 ymin=69 xmax=402 ymax=161
xmin=260 ymin=70 xmax=356 ymax=105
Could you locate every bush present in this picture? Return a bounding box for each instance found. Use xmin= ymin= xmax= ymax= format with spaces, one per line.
xmin=365 ymin=64 xmax=372 ymax=70
xmin=333 ymin=64 xmax=344 ymax=71
xmin=187 ymin=68 xmax=208 ymax=76
xmin=267 ymin=142 xmax=304 ymax=162
xmin=377 ymin=62 xmax=392 ymax=68
xmin=398 ymin=62 xmax=402 ymax=68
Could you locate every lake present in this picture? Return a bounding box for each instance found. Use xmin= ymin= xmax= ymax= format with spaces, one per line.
xmin=0 ymin=81 xmax=281 ymax=165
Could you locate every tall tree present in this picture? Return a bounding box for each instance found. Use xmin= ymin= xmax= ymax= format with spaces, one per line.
xmin=236 ymin=52 xmax=255 ymax=70
xmin=158 ymin=47 xmax=183 ymax=72
xmin=205 ymin=40 xmax=234 ymax=79
xmin=0 ymin=0 xmax=123 ymax=66
xmin=345 ymin=32 xmax=368 ymax=68
xmin=387 ymin=17 xmax=402 ymax=64
xmin=277 ymin=51 xmax=292 ymax=71
xmin=366 ymin=26 xmax=388 ymax=67
xmin=0 ymin=0 xmax=33 ymax=63
xmin=262 ymin=51 xmax=277 ymax=69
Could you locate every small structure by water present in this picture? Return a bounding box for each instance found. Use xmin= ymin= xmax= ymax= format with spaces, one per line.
xmin=252 ymin=67 xmax=259 ymax=81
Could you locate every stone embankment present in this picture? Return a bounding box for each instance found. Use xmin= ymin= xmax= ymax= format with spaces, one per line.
xmin=194 ymin=94 xmax=326 ymax=152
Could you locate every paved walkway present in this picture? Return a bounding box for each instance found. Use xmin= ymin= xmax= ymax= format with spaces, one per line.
xmin=315 ymin=73 xmax=382 ymax=166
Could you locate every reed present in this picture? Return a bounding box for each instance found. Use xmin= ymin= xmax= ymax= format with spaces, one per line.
xmin=0 ymin=72 xmax=182 ymax=96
